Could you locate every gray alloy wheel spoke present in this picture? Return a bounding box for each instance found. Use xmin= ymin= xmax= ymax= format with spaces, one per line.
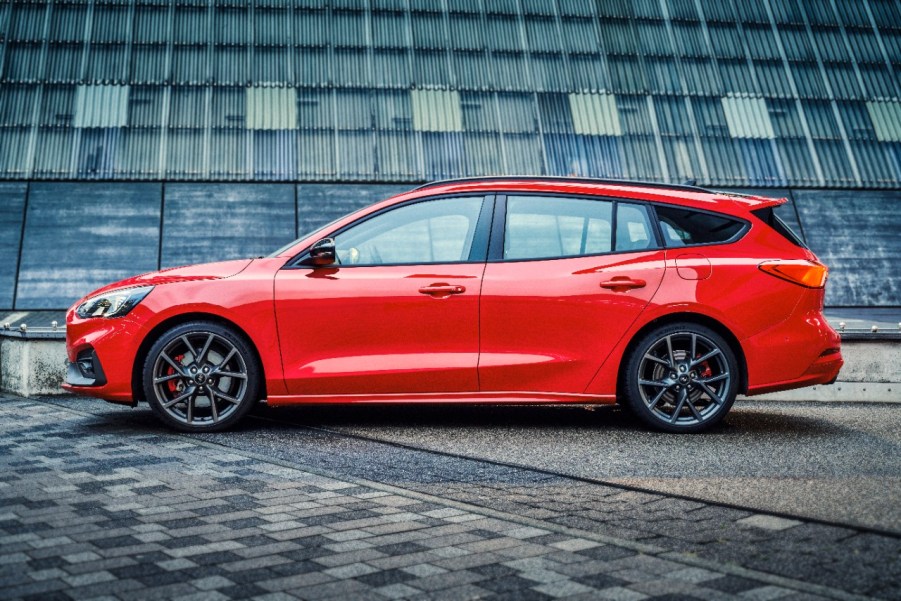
xmin=691 ymin=333 xmax=697 ymax=360
xmin=639 ymin=378 xmax=669 ymax=388
xmin=216 ymin=371 xmax=247 ymax=380
xmin=186 ymin=390 xmax=197 ymax=423
xmin=160 ymin=352 xmax=185 ymax=375
xmin=209 ymin=390 xmax=220 ymax=422
xmin=215 ymin=390 xmax=241 ymax=405
xmin=643 ymin=354 xmax=670 ymax=368
xmin=197 ymin=334 xmax=214 ymax=366
xmin=217 ymin=348 xmax=238 ymax=370
xmin=691 ymin=348 xmax=722 ymax=368
xmin=163 ymin=387 xmax=195 ymax=408
xmin=665 ymin=335 xmax=677 ymax=368
xmin=180 ymin=335 xmax=198 ymax=360
xmin=153 ymin=373 xmax=182 ymax=385
xmin=697 ymin=381 xmax=724 ymax=405
xmin=685 ymin=396 xmax=705 ymax=421
xmin=647 ymin=386 xmax=668 ymax=410
xmin=700 ymin=372 xmax=729 ymax=384
xmin=670 ymin=389 xmax=688 ymax=423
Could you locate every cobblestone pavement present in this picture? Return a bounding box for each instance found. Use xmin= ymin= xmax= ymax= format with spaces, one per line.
xmin=1 ymin=397 xmax=897 ymax=601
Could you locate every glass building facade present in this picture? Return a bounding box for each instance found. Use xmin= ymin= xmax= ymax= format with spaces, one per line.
xmin=1 ymin=0 xmax=900 ymax=187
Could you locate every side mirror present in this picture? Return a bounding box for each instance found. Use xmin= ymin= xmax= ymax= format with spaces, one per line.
xmin=309 ymin=238 xmax=336 ymax=266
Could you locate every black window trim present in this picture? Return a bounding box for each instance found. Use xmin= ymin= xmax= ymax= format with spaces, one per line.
xmin=283 ymin=193 xmax=496 ymax=269
xmin=489 ymin=191 xmax=669 ymax=263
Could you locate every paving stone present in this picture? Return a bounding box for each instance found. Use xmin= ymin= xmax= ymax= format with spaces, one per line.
xmin=594 ymin=585 xmax=650 ymax=601
xmin=738 ymin=586 xmax=797 ymax=601
xmin=399 ymin=563 xmax=448 ymax=577
xmin=372 ymin=582 xmax=421 ymax=599
xmin=532 ymin=579 xmax=596 ymax=597
xmin=737 ymin=515 xmax=804 ymax=532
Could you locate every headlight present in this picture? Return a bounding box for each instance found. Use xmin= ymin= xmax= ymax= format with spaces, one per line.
xmin=75 ymin=286 xmax=154 ymax=319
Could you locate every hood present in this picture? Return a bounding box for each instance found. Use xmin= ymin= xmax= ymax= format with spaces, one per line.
xmin=86 ymin=259 xmax=254 ymax=297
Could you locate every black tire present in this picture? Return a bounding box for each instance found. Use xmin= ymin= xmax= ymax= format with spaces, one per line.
xmin=622 ymin=322 xmax=738 ymax=433
xmin=142 ymin=321 xmax=261 ymax=432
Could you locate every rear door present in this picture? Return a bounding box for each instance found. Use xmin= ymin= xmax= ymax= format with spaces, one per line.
xmin=479 ymin=194 xmax=666 ymax=393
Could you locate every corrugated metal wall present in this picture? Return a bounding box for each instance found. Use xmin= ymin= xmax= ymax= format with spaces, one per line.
xmin=0 ymin=0 xmax=899 ymax=186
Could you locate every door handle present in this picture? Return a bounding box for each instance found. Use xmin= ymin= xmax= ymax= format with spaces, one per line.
xmin=418 ymin=283 xmax=466 ymax=296
xmin=599 ymin=277 xmax=646 ymax=291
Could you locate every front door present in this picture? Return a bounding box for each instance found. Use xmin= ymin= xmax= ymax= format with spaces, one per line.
xmin=274 ymin=195 xmax=491 ymax=396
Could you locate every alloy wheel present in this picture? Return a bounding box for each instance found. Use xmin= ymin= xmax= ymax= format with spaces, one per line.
xmin=636 ymin=331 xmax=732 ymax=427
xmin=150 ymin=331 xmax=249 ymax=426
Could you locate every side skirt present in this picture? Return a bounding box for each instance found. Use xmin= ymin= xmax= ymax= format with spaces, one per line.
xmin=265 ymin=391 xmax=617 ymax=406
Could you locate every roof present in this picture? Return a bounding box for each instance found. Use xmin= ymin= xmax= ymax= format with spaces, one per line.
xmin=403 ymin=177 xmax=787 ymax=214
xmin=415 ymin=176 xmax=713 ymax=194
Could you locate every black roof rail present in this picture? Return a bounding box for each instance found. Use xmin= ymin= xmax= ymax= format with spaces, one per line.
xmin=414 ymin=176 xmax=713 ymax=194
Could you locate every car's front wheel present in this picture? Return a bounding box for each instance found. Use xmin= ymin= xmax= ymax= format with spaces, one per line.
xmin=622 ymin=323 xmax=738 ymax=433
xmin=143 ymin=321 xmax=260 ymax=432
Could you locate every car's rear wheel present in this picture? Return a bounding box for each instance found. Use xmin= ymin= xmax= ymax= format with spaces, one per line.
xmin=143 ymin=321 xmax=260 ymax=432
xmin=622 ymin=323 xmax=738 ymax=433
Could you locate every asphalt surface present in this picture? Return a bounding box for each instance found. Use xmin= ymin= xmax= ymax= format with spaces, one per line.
xmin=287 ymin=401 xmax=901 ymax=534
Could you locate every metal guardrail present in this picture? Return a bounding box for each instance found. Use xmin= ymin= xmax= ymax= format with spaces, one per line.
xmin=837 ymin=323 xmax=901 ymax=341
xmin=0 ymin=323 xmax=66 ymax=340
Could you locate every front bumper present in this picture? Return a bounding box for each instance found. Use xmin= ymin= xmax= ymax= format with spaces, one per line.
xmin=62 ymin=309 xmax=147 ymax=403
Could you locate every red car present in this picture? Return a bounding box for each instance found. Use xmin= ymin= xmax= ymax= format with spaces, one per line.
xmin=64 ymin=177 xmax=842 ymax=433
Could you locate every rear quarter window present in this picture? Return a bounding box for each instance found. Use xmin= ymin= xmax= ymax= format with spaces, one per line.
xmin=655 ymin=206 xmax=746 ymax=247
xmin=751 ymin=207 xmax=807 ymax=248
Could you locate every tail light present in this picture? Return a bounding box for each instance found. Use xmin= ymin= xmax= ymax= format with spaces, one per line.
xmin=758 ymin=260 xmax=828 ymax=288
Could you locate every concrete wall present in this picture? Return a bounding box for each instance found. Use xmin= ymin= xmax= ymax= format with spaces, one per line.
xmin=0 ymin=335 xmax=68 ymax=397
xmin=0 ymin=182 xmax=897 ymax=309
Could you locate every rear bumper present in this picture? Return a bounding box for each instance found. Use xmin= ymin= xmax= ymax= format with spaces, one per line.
xmin=745 ymin=349 xmax=843 ymax=396
xmin=744 ymin=306 xmax=843 ymax=396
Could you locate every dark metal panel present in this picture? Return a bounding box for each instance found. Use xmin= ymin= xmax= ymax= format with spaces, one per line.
xmin=15 ymin=183 xmax=161 ymax=310
xmin=296 ymin=183 xmax=414 ymax=238
xmin=793 ymin=189 xmax=901 ymax=306
xmin=0 ymin=182 xmax=27 ymax=310
xmin=162 ymin=184 xmax=295 ymax=268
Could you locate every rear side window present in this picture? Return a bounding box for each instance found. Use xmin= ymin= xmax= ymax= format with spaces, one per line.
xmin=655 ymin=206 xmax=745 ymax=247
xmin=616 ymin=203 xmax=655 ymax=252
xmin=505 ymin=196 xmax=613 ymax=260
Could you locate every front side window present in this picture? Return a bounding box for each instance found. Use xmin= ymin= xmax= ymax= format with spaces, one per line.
xmin=656 ymin=205 xmax=745 ymax=247
xmin=333 ymin=196 xmax=484 ymax=265
xmin=504 ymin=195 xmax=614 ymax=260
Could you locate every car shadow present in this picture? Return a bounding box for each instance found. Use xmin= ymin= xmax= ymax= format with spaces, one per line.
xmin=66 ymin=398 xmax=844 ymax=439
xmin=245 ymin=401 xmax=844 ymax=437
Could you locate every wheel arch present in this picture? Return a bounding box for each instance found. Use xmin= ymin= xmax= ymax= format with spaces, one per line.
xmin=617 ymin=312 xmax=748 ymax=397
xmin=131 ymin=312 xmax=267 ymax=404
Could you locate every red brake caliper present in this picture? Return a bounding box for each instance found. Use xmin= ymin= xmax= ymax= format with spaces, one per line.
xmin=699 ymin=361 xmax=713 ymax=379
xmin=166 ymin=354 xmax=185 ymax=394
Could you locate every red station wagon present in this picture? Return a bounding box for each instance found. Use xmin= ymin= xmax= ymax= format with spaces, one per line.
xmin=64 ymin=177 xmax=843 ymax=433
